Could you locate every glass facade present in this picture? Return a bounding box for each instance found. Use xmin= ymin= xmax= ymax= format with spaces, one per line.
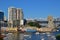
xmin=0 ymin=12 xmax=4 ymax=34
xmin=0 ymin=12 xmax=4 ymax=21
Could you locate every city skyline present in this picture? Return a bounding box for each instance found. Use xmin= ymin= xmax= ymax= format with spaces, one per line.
xmin=0 ymin=0 xmax=60 ymax=19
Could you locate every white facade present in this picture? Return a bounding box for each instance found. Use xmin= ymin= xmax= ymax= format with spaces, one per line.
xmin=8 ymin=7 xmax=24 ymax=27
xmin=20 ymin=20 xmax=24 ymax=25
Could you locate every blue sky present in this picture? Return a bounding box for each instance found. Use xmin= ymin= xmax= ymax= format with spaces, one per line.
xmin=0 ymin=0 xmax=60 ymax=19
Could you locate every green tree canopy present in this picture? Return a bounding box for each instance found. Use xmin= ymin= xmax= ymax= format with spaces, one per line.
xmin=28 ymin=22 xmax=41 ymax=28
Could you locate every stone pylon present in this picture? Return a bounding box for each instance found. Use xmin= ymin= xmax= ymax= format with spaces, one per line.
xmin=47 ymin=16 xmax=55 ymax=28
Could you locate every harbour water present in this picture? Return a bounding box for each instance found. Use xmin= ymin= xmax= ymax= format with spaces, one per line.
xmin=3 ymin=28 xmax=60 ymax=40
xmin=16 ymin=28 xmax=60 ymax=40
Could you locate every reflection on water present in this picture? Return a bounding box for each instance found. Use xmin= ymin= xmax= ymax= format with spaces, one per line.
xmin=23 ymin=32 xmax=56 ymax=40
xmin=13 ymin=32 xmax=56 ymax=40
xmin=3 ymin=32 xmax=57 ymax=40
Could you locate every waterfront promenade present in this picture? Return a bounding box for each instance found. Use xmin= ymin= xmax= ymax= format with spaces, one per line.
xmin=1 ymin=26 xmax=56 ymax=33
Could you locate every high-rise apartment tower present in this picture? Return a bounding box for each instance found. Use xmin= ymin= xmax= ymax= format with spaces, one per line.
xmin=8 ymin=7 xmax=24 ymax=27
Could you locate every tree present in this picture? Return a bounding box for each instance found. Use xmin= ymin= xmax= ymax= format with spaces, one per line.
xmin=28 ymin=22 xmax=41 ymax=28
xmin=56 ymin=34 xmax=60 ymax=40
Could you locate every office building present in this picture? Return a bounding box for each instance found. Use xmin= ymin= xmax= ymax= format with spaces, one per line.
xmin=0 ymin=11 xmax=4 ymax=27
xmin=0 ymin=12 xmax=7 ymax=27
xmin=0 ymin=11 xmax=4 ymax=37
xmin=0 ymin=11 xmax=4 ymax=21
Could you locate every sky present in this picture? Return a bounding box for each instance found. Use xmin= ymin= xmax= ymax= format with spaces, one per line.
xmin=0 ymin=0 xmax=60 ymax=19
